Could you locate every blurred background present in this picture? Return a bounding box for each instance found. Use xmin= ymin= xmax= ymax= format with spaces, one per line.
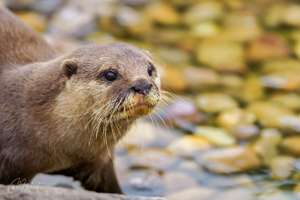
xmin=3 ymin=0 xmax=300 ymax=199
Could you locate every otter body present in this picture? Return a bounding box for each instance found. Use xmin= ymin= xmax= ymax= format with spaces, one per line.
xmin=0 ymin=6 xmax=161 ymax=193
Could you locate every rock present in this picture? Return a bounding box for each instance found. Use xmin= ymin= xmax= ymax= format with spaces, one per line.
xmin=196 ymin=92 xmax=238 ymax=113
xmin=258 ymin=191 xmax=294 ymax=200
xmin=155 ymin=47 xmax=191 ymax=66
xmin=164 ymin=172 xmax=198 ymax=194
xmin=246 ymin=101 xmax=294 ymax=128
xmin=15 ymin=12 xmax=47 ymax=33
xmin=146 ymin=2 xmax=179 ymax=25
xmin=263 ymin=3 xmax=286 ymax=28
xmin=183 ymin=67 xmax=220 ymax=91
xmin=247 ymin=35 xmax=291 ymax=62
xmin=231 ymin=125 xmax=260 ymax=141
xmin=0 ymin=183 xmax=168 ymax=200
xmin=190 ymin=22 xmax=220 ymax=38
xmin=211 ymin=187 xmax=257 ymax=200
xmin=248 ymin=129 xmax=282 ymax=167
xmin=216 ymin=108 xmax=259 ymax=141
xmin=32 ymin=173 xmax=84 ymax=191
xmin=221 ymin=10 xmax=262 ymax=42
xmin=49 ymin=4 xmax=95 ymax=37
xmin=260 ymin=58 xmax=300 ymax=91
xmin=277 ymin=115 xmax=300 ymax=134
xmin=160 ymin=66 xmax=187 ymax=93
xmin=115 ymin=6 xmax=141 ymax=26
xmin=240 ymin=76 xmax=264 ymax=102
xmin=120 ymin=169 xmax=165 ymax=197
xmin=196 ymin=147 xmax=261 ymax=174
xmin=208 ymin=174 xmax=255 ymax=188
xmin=32 ymin=0 xmax=64 ymax=14
xmin=219 ymin=74 xmax=244 ymax=90
xmin=127 ymin=149 xmax=181 ymax=171
xmin=282 ymin=4 xmax=300 ymax=27
xmin=195 ymin=126 xmax=236 ymax=147
xmin=281 ymin=136 xmax=300 ymax=156
xmin=166 ymin=187 xmax=218 ymax=200
xmin=196 ymin=39 xmax=247 ymax=73
xmin=167 ymin=135 xmax=212 ymax=157
xmin=270 ymin=93 xmax=300 ymax=111
xmin=216 ymin=108 xmax=256 ymax=130
xmin=183 ymin=1 xmax=224 ymax=24
xmin=270 ymin=156 xmax=295 ymax=181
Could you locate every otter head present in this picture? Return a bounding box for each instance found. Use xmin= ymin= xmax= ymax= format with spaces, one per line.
xmin=58 ymin=43 xmax=160 ymax=130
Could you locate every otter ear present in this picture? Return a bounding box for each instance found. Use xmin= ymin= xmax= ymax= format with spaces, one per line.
xmin=61 ymin=59 xmax=78 ymax=79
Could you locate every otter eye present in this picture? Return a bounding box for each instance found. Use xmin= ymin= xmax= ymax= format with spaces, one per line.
xmin=105 ymin=71 xmax=117 ymax=82
xmin=148 ymin=64 xmax=153 ymax=76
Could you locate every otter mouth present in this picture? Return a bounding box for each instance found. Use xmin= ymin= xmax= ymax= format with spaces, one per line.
xmin=121 ymin=103 xmax=155 ymax=118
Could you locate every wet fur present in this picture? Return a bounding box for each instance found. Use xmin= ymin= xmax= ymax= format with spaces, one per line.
xmin=0 ymin=6 xmax=161 ymax=193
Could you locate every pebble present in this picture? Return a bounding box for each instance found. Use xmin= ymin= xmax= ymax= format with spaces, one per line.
xmin=270 ymin=93 xmax=300 ymax=111
xmin=160 ymin=66 xmax=187 ymax=93
xmin=146 ymin=2 xmax=179 ymax=25
xmin=166 ymin=186 xmax=218 ymax=200
xmin=211 ymin=187 xmax=257 ymax=200
xmin=127 ymin=149 xmax=181 ymax=171
xmin=167 ymin=135 xmax=212 ymax=157
xmin=246 ymin=101 xmax=294 ymax=128
xmin=183 ymin=1 xmax=224 ymax=24
xmin=120 ymin=169 xmax=165 ymax=196
xmin=248 ymin=129 xmax=281 ymax=166
xmin=216 ymin=107 xmax=256 ymax=130
xmin=247 ymin=35 xmax=291 ymax=62
xmin=164 ymin=172 xmax=198 ymax=194
xmin=196 ymin=92 xmax=238 ymax=114
xmin=196 ymin=39 xmax=247 ymax=73
xmin=270 ymin=156 xmax=295 ymax=181
xmin=281 ymin=136 xmax=300 ymax=156
xmin=196 ymin=147 xmax=261 ymax=174
xmin=183 ymin=67 xmax=220 ymax=91
xmin=195 ymin=126 xmax=236 ymax=146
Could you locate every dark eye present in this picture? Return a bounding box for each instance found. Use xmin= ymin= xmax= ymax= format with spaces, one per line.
xmin=104 ymin=71 xmax=117 ymax=82
xmin=148 ymin=64 xmax=153 ymax=76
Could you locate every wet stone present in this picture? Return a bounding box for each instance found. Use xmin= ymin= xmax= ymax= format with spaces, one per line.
xmin=196 ymin=40 xmax=247 ymax=73
xmin=166 ymin=186 xmax=218 ymax=200
xmin=248 ymin=129 xmax=282 ymax=167
xmin=119 ymin=169 xmax=165 ymax=197
xmin=127 ymin=149 xmax=181 ymax=171
xmin=247 ymin=35 xmax=291 ymax=62
xmin=246 ymin=101 xmax=294 ymax=128
xmin=163 ymin=171 xmax=198 ymax=194
xmin=195 ymin=126 xmax=236 ymax=147
xmin=270 ymin=156 xmax=295 ymax=181
xmin=196 ymin=92 xmax=238 ymax=114
xmin=216 ymin=107 xmax=256 ymax=130
xmin=270 ymin=93 xmax=300 ymax=112
xmin=211 ymin=187 xmax=258 ymax=200
xmin=160 ymin=66 xmax=187 ymax=93
xmin=281 ymin=136 xmax=300 ymax=156
xmin=167 ymin=135 xmax=212 ymax=157
xmin=196 ymin=147 xmax=261 ymax=174
xmin=183 ymin=1 xmax=224 ymax=24
xmin=183 ymin=67 xmax=220 ymax=91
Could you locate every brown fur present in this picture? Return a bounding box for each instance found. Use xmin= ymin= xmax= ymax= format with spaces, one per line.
xmin=0 ymin=6 xmax=161 ymax=193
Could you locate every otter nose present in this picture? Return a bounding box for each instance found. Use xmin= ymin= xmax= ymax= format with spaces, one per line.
xmin=131 ymin=83 xmax=152 ymax=95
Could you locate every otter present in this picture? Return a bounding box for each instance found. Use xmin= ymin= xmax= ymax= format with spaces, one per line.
xmin=0 ymin=6 xmax=161 ymax=193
